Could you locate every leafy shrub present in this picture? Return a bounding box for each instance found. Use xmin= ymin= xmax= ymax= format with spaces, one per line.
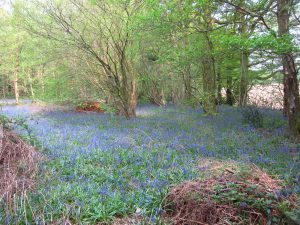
xmin=0 ymin=114 xmax=10 ymax=126
xmin=241 ymin=105 xmax=264 ymax=128
xmin=264 ymin=115 xmax=287 ymax=129
xmin=100 ymin=103 xmax=117 ymax=113
xmin=0 ymin=114 xmax=35 ymax=145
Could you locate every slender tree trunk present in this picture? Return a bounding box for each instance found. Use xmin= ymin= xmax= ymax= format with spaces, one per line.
xmin=202 ymin=33 xmax=217 ymax=114
xmin=28 ymin=70 xmax=34 ymax=98
xmin=149 ymin=86 xmax=166 ymax=106
xmin=181 ymin=38 xmax=193 ymax=102
xmin=217 ymin=64 xmax=222 ymax=104
xmin=239 ymin=13 xmax=249 ymax=106
xmin=2 ymin=87 xmax=5 ymax=99
xmin=172 ymin=89 xmax=178 ymax=105
xmin=38 ymin=65 xmax=45 ymax=97
xmin=13 ymin=77 xmax=19 ymax=104
xmin=239 ymin=50 xmax=249 ymax=106
xmin=277 ymin=0 xmax=300 ymax=136
xmin=105 ymin=95 xmax=113 ymax=105
xmin=14 ymin=49 xmax=21 ymax=105
xmin=182 ymin=66 xmax=193 ymax=101
xmin=2 ymin=75 xmax=6 ymax=99
xmin=226 ymin=75 xmax=234 ymax=106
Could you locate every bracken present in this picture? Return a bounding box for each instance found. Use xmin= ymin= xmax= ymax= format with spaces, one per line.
xmin=0 ymin=127 xmax=40 ymax=208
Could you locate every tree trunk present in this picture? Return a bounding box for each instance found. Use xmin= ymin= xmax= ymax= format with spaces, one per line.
xmin=150 ymin=88 xmax=166 ymax=106
xmin=13 ymin=77 xmax=19 ymax=104
xmin=239 ymin=50 xmax=249 ymax=106
xmin=38 ymin=65 xmax=45 ymax=97
xmin=2 ymin=75 xmax=6 ymax=99
xmin=124 ymin=80 xmax=137 ymax=118
xmin=182 ymin=66 xmax=193 ymax=101
xmin=172 ymin=90 xmax=178 ymax=105
xmin=103 ymin=67 xmax=138 ymax=119
xmin=148 ymin=81 xmax=166 ymax=107
xmin=217 ymin=64 xmax=222 ymax=104
xmin=28 ymin=70 xmax=35 ymax=98
xmin=226 ymin=75 xmax=234 ymax=106
xmin=239 ymin=13 xmax=249 ymax=106
xmin=277 ymin=0 xmax=300 ymax=136
xmin=202 ymin=33 xmax=217 ymax=114
xmin=14 ymin=49 xmax=21 ymax=105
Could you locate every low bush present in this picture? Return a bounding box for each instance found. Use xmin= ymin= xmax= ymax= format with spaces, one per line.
xmin=241 ymin=105 xmax=264 ymax=128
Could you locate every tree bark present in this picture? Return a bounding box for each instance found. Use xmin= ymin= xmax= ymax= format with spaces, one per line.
xmin=182 ymin=65 xmax=193 ymax=101
xmin=239 ymin=13 xmax=249 ymax=106
xmin=38 ymin=64 xmax=45 ymax=97
xmin=2 ymin=75 xmax=6 ymax=99
xmin=226 ymin=75 xmax=234 ymax=106
xmin=13 ymin=77 xmax=19 ymax=104
xmin=149 ymin=86 xmax=166 ymax=106
xmin=172 ymin=90 xmax=178 ymax=105
xmin=28 ymin=70 xmax=35 ymax=98
xmin=112 ymin=57 xmax=138 ymax=119
xmin=217 ymin=64 xmax=222 ymax=104
xmin=115 ymin=80 xmax=137 ymax=118
xmin=202 ymin=33 xmax=217 ymax=114
xmin=14 ymin=49 xmax=21 ymax=105
xmin=277 ymin=0 xmax=300 ymax=136
xmin=239 ymin=50 xmax=249 ymax=106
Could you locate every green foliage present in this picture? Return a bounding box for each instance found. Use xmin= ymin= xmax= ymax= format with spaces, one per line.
xmin=280 ymin=205 xmax=300 ymax=225
xmin=0 ymin=0 xmax=295 ymax=110
xmin=241 ymin=106 xmax=264 ymax=128
xmin=0 ymin=114 xmax=10 ymax=127
xmin=100 ymin=103 xmax=117 ymax=114
xmin=241 ymin=106 xmax=288 ymax=130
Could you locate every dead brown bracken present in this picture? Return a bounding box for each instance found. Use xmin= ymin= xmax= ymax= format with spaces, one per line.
xmin=164 ymin=162 xmax=299 ymax=225
xmin=0 ymin=127 xmax=40 ymax=208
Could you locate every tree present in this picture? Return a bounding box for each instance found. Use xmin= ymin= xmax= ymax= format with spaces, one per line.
xmin=277 ymin=0 xmax=300 ymax=136
xmin=0 ymin=10 xmax=24 ymax=104
xmin=22 ymin=0 xmax=143 ymax=118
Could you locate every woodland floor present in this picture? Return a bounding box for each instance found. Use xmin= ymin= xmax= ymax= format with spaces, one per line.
xmin=0 ymin=102 xmax=299 ymax=224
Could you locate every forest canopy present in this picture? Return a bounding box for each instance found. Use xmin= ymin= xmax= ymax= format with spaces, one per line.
xmin=0 ymin=0 xmax=299 ymax=134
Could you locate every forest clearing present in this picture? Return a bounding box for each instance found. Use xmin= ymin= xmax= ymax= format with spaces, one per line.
xmin=0 ymin=0 xmax=300 ymax=224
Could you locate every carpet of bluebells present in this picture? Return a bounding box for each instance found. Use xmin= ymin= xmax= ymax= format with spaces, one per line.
xmin=0 ymin=99 xmax=32 ymax=105
xmin=1 ymin=103 xmax=299 ymax=224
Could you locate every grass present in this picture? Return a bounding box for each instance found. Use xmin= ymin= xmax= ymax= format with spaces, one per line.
xmin=0 ymin=104 xmax=299 ymax=224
